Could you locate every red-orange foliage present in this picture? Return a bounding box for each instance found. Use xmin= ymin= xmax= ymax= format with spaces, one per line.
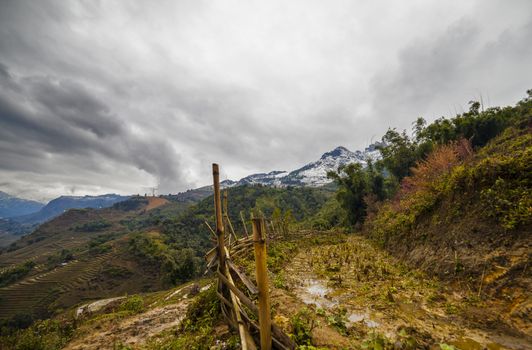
xmin=399 ymin=139 xmax=473 ymax=198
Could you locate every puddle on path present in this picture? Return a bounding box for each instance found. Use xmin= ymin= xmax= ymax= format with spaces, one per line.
xmin=297 ymin=278 xmax=338 ymax=309
xmin=347 ymin=311 xmax=380 ymax=328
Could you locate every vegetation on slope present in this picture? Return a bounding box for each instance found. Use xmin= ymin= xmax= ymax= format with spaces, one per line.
xmin=327 ymin=90 xmax=531 ymax=229
xmin=318 ymin=91 xmax=531 ymax=342
xmin=128 ymin=185 xmax=333 ymax=286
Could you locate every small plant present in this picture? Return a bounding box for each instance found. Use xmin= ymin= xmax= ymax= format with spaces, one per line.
xmin=119 ymin=295 xmax=144 ymax=313
xmin=272 ymin=271 xmax=287 ymax=289
xmin=362 ymin=332 xmax=393 ymax=350
xmin=326 ymin=307 xmax=348 ymax=335
xmin=113 ymin=342 xmax=132 ymax=350
xmin=444 ymin=302 xmax=459 ymax=315
xmin=290 ymin=308 xmax=317 ymax=346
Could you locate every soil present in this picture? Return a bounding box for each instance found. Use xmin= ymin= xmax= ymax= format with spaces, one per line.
xmin=63 ymin=284 xmax=200 ymax=349
xmin=145 ymin=197 xmax=169 ymax=211
xmin=274 ymin=235 xmax=531 ymax=349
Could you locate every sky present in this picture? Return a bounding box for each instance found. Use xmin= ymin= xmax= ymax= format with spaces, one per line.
xmin=0 ymin=0 xmax=531 ymax=202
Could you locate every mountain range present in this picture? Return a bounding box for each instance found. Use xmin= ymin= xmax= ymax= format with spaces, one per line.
xmin=224 ymin=143 xmax=381 ymax=187
xmin=0 ymin=191 xmax=44 ymax=219
xmin=0 ymin=194 xmax=129 ymax=246
xmin=0 ymin=143 xmax=379 ymax=246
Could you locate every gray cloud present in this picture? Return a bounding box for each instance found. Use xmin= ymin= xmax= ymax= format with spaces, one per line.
xmin=0 ymin=0 xmax=531 ymax=200
xmin=371 ymin=2 xmax=532 ymax=130
xmin=0 ymin=66 xmax=189 ymax=198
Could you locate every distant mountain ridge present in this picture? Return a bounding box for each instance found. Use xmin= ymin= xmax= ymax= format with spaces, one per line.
xmin=223 ymin=143 xmax=381 ymax=188
xmin=11 ymin=194 xmax=130 ymax=225
xmin=0 ymin=194 xmax=131 ymax=247
xmin=0 ymin=144 xmax=380 ymax=245
xmin=0 ymin=191 xmax=44 ymax=219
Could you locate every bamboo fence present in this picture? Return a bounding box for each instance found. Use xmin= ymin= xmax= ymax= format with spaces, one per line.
xmin=205 ymin=163 xmax=296 ymax=350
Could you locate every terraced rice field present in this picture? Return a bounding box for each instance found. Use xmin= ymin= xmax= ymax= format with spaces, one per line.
xmin=0 ymin=251 xmax=114 ymax=319
xmin=0 ymin=233 xmax=94 ymax=268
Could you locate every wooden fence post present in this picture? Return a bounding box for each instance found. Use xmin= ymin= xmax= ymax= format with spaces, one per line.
xmin=212 ymin=164 xmax=226 ymax=275
xmin=252 ymin=218 xmax=272 ymax=350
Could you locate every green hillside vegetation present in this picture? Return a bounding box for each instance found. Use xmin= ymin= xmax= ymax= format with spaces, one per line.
xmin=326 ymin=91 xmax=531 ymax=230
xmin=0 ymin=197 xmax=179 ymax=322
xmin=0 ymin=261 xmax=35 ymax=287
xmin=316 ymin=91 xmax=532 ymax=343
xmin=323 ymin=90 xmax=530 ymax=270
xmin=128 ymin=185 xmax=333 ymax=285
xmin=0 ymin=186 xmax=331 ymax=328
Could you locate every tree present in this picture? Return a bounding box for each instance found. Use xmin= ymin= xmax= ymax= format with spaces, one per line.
xmin=378 ymin=129 xmax=419 ymax=181
xmin=327 ymin=163 xmax=369 ymax=227
xmin=366 ymin=160 xmax=386 ymax=201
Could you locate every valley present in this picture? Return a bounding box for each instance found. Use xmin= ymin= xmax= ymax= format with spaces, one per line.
xmin=0 ymin=196 xmax=186 ymax=320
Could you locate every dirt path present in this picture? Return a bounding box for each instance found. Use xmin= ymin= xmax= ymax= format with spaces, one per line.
xmin=281 ymin=235 xmax=531 ymax=350
xmin=65 ymin=293 xmax=191 ymax=349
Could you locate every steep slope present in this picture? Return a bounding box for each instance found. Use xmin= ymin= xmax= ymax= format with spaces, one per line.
xmin=0 ymin=192 xmax=43 ymax=219
xmin=364 ymin=122 xmax=531 ymax=337
xmin=0 ymin=185 xmax=332 ymax=322
xmin=0 ymin=281 xmax=212 ymax=350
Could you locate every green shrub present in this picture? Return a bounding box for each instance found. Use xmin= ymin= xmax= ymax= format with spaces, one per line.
xmin=0 ymin=319 xmax=74 ymax=350
xmin=0 ymin=261 xmax=35 ymax=287
xmin=119 ymin=295 xmax=144 ymax=314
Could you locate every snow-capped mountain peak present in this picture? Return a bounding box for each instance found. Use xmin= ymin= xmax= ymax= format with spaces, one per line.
xmin=227 ymin=144 xmax=382 ymax=188
xmin=319 ymin=146 xmax=352 ymax=160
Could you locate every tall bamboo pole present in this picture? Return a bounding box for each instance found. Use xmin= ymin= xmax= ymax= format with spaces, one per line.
xmin=252 ymin=218 xmax=272 ymax=350
xmin=212 ymin=164 xmax=226 ymax=276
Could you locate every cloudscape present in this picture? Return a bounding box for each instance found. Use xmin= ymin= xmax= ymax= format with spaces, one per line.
xmin=1 ymin=0 xmax=531 ymax=200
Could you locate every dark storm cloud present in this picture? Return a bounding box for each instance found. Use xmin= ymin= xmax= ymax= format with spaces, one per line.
xmin=0 ymin=64 xmax=189 ymax=196
xmin=0 ymin=0 xmax=531 ymax=200
xmin=0 ymin=73 xmax=119 ymax=153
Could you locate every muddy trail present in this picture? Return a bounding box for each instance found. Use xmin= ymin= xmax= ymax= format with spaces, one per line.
xmin=63 ymin=283 xmax=211 ymax=350
xmin=275 ymin=235 xmax=531 ymax=350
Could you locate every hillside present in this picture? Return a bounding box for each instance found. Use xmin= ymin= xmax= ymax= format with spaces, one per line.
xmin=0 ymin=185 xmax=331 ymax=324
xmin=362 ymin=122 xmax=531 ymax=337
xmin=0 ymin=196 xmax=180 ymax=320
xmin=1 ymin=229 xmax=529 ymax=349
